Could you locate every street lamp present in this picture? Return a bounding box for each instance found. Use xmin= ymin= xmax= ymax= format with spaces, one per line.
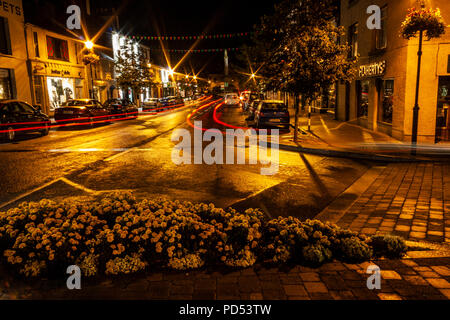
xmin=85 ymin=40 xmax=96 ymax=100
xmin=85 ymin=40 xmax=94 ymax=51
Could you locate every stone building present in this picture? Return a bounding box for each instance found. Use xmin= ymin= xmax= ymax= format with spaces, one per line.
xmin=336 ymin=0 xmax=450 ymax=143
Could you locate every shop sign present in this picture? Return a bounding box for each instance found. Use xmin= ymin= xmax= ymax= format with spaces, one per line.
xmin=359 ymin=61 xmax=386 ymax=78
xmin=0 ymin=1 xmax=22 ymax=20
xmin=50 ymin=69 xmax=71 ymax=76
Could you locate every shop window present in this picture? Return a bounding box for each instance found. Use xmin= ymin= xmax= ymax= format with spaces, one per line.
xmin=376 ymin=6 xmax=387 ymax=49
xmin=0 ymin=17 xmax=11 ymax=55
xmin=47 ymin=36 xmax=70 ymax=62
xmin=33 ymin=32 xmax=40 ymax=58
xmin=380 ymin=80 xmax=393 ymax=123
xmin=436 ymin=76 xmax=450 ymax=142
xmin=0 ymin=68 xmax=15 ymax=99
xmin=47 ymin=77 xmax=75 ymax=111
xmin=348 ymin=23 xmax=358 ymax=58
xmin=356 ymin=80 xmax=369 ymax=118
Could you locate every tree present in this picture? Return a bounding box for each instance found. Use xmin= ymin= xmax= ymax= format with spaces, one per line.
xmin=246 ymin=0 xmax=357 ymax=141
xmin=114 ymin=39 xmax=153 ymax=106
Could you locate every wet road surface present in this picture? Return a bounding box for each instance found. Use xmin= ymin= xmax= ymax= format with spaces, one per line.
xmin=0 ymin=98 xmax=373 ymax=219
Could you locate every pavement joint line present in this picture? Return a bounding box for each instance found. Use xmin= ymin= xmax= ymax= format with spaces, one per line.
xmin=315 ymin=166 xmax=386 ymax=224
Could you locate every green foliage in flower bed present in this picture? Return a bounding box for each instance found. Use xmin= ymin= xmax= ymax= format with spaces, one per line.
xmin=0 ymin=192 xmax=407 ymax=278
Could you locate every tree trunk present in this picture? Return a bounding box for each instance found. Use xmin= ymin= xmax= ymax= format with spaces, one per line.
xmin=294 ymin=94 xmax=299 ymax=143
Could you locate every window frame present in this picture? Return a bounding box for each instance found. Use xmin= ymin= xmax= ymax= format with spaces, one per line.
xmin=47 ymin=36 xmax=70 ymax=62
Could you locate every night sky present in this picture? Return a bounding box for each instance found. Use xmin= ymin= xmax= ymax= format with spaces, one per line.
xmin=23 ymin=0 xmax=278 ymax=75
xmin=118 ymin=0 xmax=277 ymax=75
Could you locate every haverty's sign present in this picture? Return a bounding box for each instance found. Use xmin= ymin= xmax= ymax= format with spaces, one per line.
xmin=359 ymin=61 xmax=386 ymax=78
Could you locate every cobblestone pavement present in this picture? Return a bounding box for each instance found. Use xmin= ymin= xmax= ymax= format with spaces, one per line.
xmin=335 ymin=163 xmax=450 ymax=244
xmin=1 ymin=258 xmax=450 ymax=300
xmin=1 ymin=162 xmax=450 ymax=300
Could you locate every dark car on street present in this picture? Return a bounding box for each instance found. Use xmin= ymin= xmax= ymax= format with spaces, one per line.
xmin=0 ymin=100 xmax=50 ymax=142
xmin=54 ymin=99 xmax=110 ymax=126
xmin=103 ymin=99 xmax=138 ymax=119
xmin=255 ymin=100 xmax=290 ymax=130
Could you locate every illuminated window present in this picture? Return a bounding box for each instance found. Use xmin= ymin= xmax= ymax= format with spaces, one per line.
xmin=47 ymin=36 xmax=69 ymax=62
xmin=380 ymin=80 xmax=393 ymax=123
xmin=356 ymin=80 xmax=369 ymax=118
xmin=0 ymin=68 xmax=14 ymax=99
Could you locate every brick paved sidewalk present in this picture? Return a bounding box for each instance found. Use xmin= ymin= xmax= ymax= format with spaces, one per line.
xmin=1 ymin=257 xmax=450 ymax=300
xmin=334 ymin=163 xmax=450 ymax=244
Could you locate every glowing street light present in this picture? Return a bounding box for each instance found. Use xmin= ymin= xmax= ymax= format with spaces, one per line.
xmin=168 ymin=68 xmax=174 ymax=76
xmin=85 ymin=40 xmax=94 ymax=51
xmin=251 ymin=73 xmax=256 ymax=78
xmin=193 ymin=75 xmax=197 ymax=80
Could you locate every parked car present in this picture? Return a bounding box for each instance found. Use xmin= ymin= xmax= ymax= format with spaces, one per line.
xmin=157 ymin=96 xmax=184 ymax=110
xmin=54 ymin=99 xmax=110 ymax=126
xmin=247 ymin=99 xmax=261 ymax=117
xmin=245 ymin=93 xmax=264 ymax=111
xmin=103 ymin=99 xmax=138 ymax=119
xmin=0 ymin=100 xmax=50 ymax=142
xmin=143 ymin=98 xmax=159 ymax=108
xmin=224 ymin=93 xmax=240 ymax=106
xmin=255 ymin=100 xmax=290 ymax=130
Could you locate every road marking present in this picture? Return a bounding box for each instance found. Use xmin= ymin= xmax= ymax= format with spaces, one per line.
xmin=0 ymin=178 xmax=61 ymax=210
xmin=59 ymin=177 xmax=98 ymax=194
xmin=319 ymin=116 xmax=331 ymax=134
xmin=104 ymin=147 xmax=137 ymax=162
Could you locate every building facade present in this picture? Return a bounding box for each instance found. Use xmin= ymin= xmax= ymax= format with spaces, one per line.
xmin=336 ymin=0 xmax=450 ymax=143
xmin=0 ymin=0 xmax=32 ymax=103
xmin=25 ymin=24 xmax=88 ymax=115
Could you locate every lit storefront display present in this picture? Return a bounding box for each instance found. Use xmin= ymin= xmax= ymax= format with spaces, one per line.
xmin=46 ymin=77 xmax=74 ymax=110
xmin=31 ymin=61 xmax=86 ymax=114
xmin=0 ymin=68 xmax=14 ymax=99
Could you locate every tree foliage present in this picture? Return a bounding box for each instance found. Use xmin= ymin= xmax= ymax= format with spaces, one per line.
xmin=245 ymin=0 xmax=357 ymax=102
xmin=114 ymin=39 xmax=153 ymax=101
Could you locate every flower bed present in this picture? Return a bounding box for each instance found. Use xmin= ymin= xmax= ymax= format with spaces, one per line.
xmin=0 ymin=192 xmax=407 ymax=278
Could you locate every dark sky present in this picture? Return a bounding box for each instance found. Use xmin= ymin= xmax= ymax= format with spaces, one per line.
xmin=24 ymin=0 xmax=278 ymax=75
xmin=117 ymin=0 xmax=277 ymax=75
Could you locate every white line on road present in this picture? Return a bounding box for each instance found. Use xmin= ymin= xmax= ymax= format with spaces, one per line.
xmin=59 ymin=177 xmax=98 ymax=194
xmin=104 ymin=147 xmax=138 ymax=162
xmin=319 ymin=116 xmax=331 ymax=134
xmin=0 ymin=178 xmax=62 ymax=210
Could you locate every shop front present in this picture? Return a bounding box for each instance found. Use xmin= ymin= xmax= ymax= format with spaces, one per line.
xmin=436 ymin=76 xmax=450 ymax=142
xmin=30 ymin=61 xmax=86 ymax=115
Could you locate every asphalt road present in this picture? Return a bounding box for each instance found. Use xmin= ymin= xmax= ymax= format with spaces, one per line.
xmin=0 ymin=98 xmax=372 ymax=219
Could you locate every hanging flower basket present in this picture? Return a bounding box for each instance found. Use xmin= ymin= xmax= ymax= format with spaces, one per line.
xmin=400 ymin=7 xmax=446 ymax=40
xmin=83 ymin=52 xmax=100 ymax=65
